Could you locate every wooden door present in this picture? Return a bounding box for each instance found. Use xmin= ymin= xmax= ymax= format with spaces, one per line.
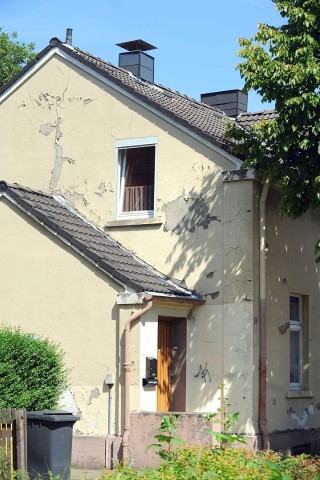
xmin=157 ymin=317 xmax=186 ymax=412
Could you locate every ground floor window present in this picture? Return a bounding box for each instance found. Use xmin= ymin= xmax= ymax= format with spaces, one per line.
xmin=289 ymin=294 xmax=309 ymax=391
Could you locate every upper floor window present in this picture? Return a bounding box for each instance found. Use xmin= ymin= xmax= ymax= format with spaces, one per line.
xmin=116 ymin=137 xmax=157 ymax=219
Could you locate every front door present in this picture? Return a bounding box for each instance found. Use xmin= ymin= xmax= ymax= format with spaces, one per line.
xmin=157 ymin=317 xmax=186 ymax=412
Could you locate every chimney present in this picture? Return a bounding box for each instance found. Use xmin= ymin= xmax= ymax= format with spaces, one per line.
xmin=66 ymin=28 xmax=73 ymax=45
xmin=116 ymin=40 xmax=157 ymax=83
xmin=201 ymin=89 xmax=248 ymax=117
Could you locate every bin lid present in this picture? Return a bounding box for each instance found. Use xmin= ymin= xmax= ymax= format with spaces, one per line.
xmin=27 ymin=410 xmax=80 ymax=422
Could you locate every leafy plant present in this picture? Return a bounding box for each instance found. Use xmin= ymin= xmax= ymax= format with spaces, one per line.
xmin=0 ymin=447 xmax=11 ymax=480
xmin=0 ymin=28 xmax=36 ymax=86
xmin=107 ymin=447 xmax=320 ymax=479
xmin=265 ymin=461 xmax=292 ymax=480
xmin=146 ymin=414 xmax=184 ymax=461
xmin=0 ymin=326 xmax=68 ymax=410
xmin=204 ymin=383 xmax=246 ymax=448
xmin=226 ymin=0 xmax=320 ymax=223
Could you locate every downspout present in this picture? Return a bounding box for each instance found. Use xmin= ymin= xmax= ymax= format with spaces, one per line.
xmin=259 ymin=179 xmax=270 ymax=449
xmin=122 ymin=294 xmax=153 ymax=461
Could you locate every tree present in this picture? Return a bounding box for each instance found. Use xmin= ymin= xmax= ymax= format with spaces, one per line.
xmin=228 ymin=0 xmax=320 ymax=223
xmin=0 ymin=28 xmax=35 ymax=87
xmin=0 ymin=326 xmax=68 ymax=410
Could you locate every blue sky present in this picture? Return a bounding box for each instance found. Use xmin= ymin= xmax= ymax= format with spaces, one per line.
xmin=1 ymin=0 xmax=282 ymax=112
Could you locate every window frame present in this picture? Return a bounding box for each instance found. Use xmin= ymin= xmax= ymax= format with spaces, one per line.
xmin=115 ymin=137 xmax=158 ymax=220
xmin=289 ymin=294 xmax=303 ymax=391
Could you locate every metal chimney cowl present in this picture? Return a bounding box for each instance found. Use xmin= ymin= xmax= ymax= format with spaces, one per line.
xmin=117 ymin=39 xmax=157 ymax=83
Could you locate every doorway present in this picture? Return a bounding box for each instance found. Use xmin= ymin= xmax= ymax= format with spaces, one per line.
xmin=157 ymin=317 xmax=186 ymax=412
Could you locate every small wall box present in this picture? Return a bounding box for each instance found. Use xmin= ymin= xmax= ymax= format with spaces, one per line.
xmin=146 ymin=357 xmax=157 ymax=378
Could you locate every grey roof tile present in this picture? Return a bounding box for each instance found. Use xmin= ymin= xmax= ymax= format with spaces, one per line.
xmin=0 ymin=181 xmax=202 ymax=301
xmin=236 ymin=110 xmax=278 ymax=129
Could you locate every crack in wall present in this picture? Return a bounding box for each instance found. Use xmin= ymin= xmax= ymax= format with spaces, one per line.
xmin=224 ymin=208 xmax=252 ymax=224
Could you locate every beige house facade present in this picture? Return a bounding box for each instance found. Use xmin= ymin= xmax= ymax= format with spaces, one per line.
xmin=0 ymin=34 xmax=320 ymax=468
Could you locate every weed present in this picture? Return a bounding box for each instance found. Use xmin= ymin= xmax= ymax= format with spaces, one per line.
xmin=146 ymin=414 xmax=184 ymax=461
xmin=203 ymin=383 xmax=246 ymax=448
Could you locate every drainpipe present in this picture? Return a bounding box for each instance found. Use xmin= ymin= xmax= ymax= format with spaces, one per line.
xmin=259 ymin=179 xmax=270 ymax=449
xmin=122 ymin=294 xmax=153 ymax=461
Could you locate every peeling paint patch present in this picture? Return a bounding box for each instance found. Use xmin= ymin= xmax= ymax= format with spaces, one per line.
xmin=278 ymin=322 xmax=290 ymax=335
xmin=59 ymin=389 xmax=82 ymax=417
xmin=288 ymin=405 xmax=314 ymax=427
xmin=67 ymin=96 xmax=94 ymax=105
xmin=88 ymin=388 xmax=100 ymax=405
xmin=61 ymin=190 xmax=85 ymax=205
xmin=164 ymin=195 xmax=220 ymax=234
xmin=206 ymin=271 xmax=215 ymax=279
xmin=65 ymin=157 xmax=75 ymax=164
xmin=35 ymin=92 xmax=59 ymax=109
xmin=39 ymin=123 xmax=56 ymax=136
xmin=203 ymin=291 xmax=219 ymax=300
xmin=95 ymin=182 xmax=107 ymax=196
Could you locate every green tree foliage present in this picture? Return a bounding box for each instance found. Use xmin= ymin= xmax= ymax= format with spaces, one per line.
xmin=228 ymin=0 xmax=320 ymax=222
xmin=0 ymin=326 xmax=68 ymax=410
xmin=0 ymin=28 xmax=35 ymax=87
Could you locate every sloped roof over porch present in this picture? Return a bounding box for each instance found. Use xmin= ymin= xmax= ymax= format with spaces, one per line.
xmin=0 ymin=181 xmax=203 ymax=302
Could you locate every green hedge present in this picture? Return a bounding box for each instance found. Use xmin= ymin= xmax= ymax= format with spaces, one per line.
xmin=0 ymin=326 xmax=68 ymax=410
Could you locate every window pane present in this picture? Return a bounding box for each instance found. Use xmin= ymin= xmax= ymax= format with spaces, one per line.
xmin=290 ymin=296 xmax=300 ymax=322
xmin=122 ymin=146 xmax=155 ymax=212
xmin=290 ymin=330 xmax=301 ymax=384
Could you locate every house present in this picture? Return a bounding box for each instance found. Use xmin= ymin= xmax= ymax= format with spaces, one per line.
xmin=0 ymin=30 xmax=320 ymax=468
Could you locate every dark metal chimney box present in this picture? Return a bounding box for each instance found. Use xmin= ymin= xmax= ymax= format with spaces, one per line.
xmin=201 ymin=89 xmax=248 ymax=117
xmin=117 ymin=39 xmax=157 ymax=83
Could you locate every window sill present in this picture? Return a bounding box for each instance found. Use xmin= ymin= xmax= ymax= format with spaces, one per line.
xmin=105 ymin=217 xmax=163 ymax=228
xmin=286 ymin=390 xmax=313 ymax=399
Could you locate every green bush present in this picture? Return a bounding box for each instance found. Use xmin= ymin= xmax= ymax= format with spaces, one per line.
xmin=0 ymin=326 xmax=68 ymax=410
xmin=105 ymin=448 xmax=320 ymax=480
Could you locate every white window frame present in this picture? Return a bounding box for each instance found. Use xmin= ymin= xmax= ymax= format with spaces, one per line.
xmin=289 ymin=294 xmax=303 ymax=391
xmin=115 ymin=137 xmax=158 ymax=220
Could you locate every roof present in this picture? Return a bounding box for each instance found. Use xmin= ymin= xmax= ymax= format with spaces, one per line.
xmin=236 ymin=109 xmax=278 ymax=129
xmin=0 ymin=37 xmax=233 ymax=151
xmin=0 ymin=181 xmax=202 ymax=301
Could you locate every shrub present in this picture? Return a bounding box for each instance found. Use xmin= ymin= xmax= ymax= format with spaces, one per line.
xmin=105 ymin=448 xmax=320 ymax=480
xmin=0 ymin=326 xmax=68 ymax=410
